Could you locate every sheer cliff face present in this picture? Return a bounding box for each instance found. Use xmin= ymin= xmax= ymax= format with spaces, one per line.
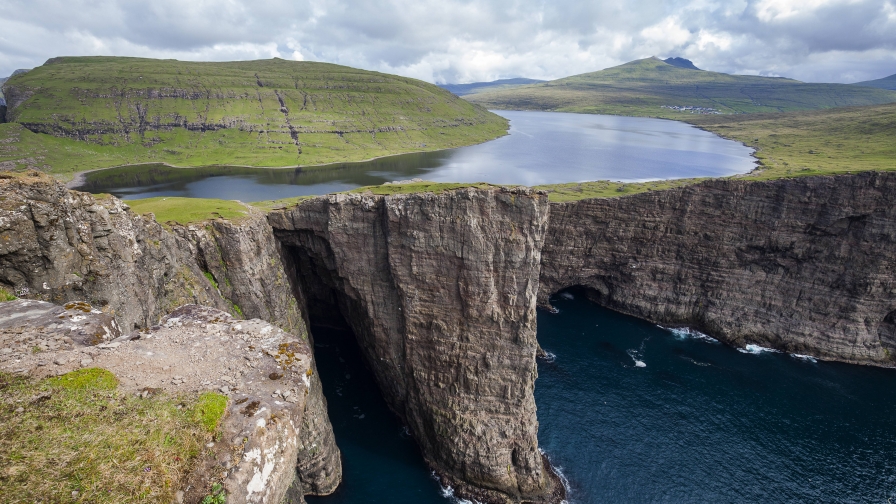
xmin=269 ymin=189 xmax=562 ymax=503
xmin=541 ymin=171 xmax=896 ymax=366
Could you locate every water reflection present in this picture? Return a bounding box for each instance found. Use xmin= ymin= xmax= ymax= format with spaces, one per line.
xmin=74 ymin=111 xmax=756 ymax=202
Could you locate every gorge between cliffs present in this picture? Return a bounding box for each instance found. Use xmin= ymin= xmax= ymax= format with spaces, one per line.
xmin=1 ymin=170 xmax=895 ymax=503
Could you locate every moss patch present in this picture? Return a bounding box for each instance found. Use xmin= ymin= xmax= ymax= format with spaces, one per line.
xmin=0 ymin=370 xmax=221 ymax=503
xmin=128 ymin=197 xmax=248 ymax=225
xmin=191 ymin=392 xmax=228 ymax=434
xmin=45 ymin=367 xmax=118 ymax=390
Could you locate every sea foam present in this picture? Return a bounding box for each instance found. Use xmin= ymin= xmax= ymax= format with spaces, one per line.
xmin=737 ymin=344 xmax=781 ymax=355
xmin=660 ymin=325 xmax=720 ymax=343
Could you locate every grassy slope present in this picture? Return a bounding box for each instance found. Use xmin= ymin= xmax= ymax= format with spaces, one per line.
xmin=0 ymin=56 xmax=507 ymax=178
xmin=438 ymin=78 xmax=545 ymax=96
xmin=467 ymin=57 xmax=896 ymax=118
xmin=854 ymin=73 xmax=896 ymax=90
xmin=0 ymin=368 xmax=227 ymax=502
xmin=126 ymin=197 xmax=249 ymax=225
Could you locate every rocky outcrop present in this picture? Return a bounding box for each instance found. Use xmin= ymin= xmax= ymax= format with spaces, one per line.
xmin=0 ymin=302 xmax=337 ymax=503
xmin=0 ymin=174 xmax=341 ymax=499
xmin=540 ymin=171 xmax=896 ymax=366
xmin=269 ymin=188 xmax=564 ymax=504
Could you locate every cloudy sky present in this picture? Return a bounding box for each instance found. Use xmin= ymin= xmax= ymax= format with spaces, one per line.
xmin=2 ymin=0 xmax=895 ymax=84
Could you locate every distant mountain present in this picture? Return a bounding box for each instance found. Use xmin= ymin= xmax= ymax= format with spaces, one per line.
xmin=853 ymin=73 xmax=896 ymax=90
xmin=663 ymin=57 xmax=700 ymax=70
xmin=466 ymin=57 xmax=896 ymax=117
xmin=437 ymin=78 xmax=545 ymax=96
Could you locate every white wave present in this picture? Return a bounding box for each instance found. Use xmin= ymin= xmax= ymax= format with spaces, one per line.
xmin=540 ymin=450 xmax=572 ymax=504
xmin=790 ymin=353 xmax=818 ymax=363
xmin=737 ymin=344 xmax=781 ymax=355
xmin=432 ymin=471 xmax=479 ymax=504
xmin=660 ymin=325 xmax=719 ymax=343
xmin=540 ymin=350 xmax=557 ymax=363
xmin=627 ymin=349 xmax=647 ymax=368
xmin=559 ymin=292 xmax=575 ymax=300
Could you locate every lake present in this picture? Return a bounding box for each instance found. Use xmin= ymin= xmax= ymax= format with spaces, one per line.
xmin=308 ymin=289 xmax=896 ymax=504
xmin=73 ymin=111 xmax=756 ymax=201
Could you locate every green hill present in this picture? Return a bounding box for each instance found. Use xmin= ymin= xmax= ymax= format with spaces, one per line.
xmin=466 ymin=57 xmax=896 ymax=118
xmin=854 ymin=73 xmax=896 ymax=90
xmin=0 ymin=57 xmax=506 ymax=177
xmin=437 ymin=78 xmax=545 ymax=96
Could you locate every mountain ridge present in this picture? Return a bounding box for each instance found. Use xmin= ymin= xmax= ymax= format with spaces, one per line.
xmin=466 ymin=57 xmax=896 ymax=117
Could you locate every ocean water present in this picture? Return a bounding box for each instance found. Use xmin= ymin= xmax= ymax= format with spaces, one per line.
xmin=74 ymin=111 xmax=756 ymax=201
xmin=308 ymin=290 xmax=896 ymax=503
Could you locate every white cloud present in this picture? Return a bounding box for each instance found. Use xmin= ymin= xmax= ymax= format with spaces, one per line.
xmin=0 ymin=0 xmax=894 ymax=84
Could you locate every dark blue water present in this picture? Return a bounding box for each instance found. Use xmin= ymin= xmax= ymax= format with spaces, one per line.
xmin=308 ymin=290 xmax=896 ymax=504
xmin=74 ymin=111 xmax=756 ymax=202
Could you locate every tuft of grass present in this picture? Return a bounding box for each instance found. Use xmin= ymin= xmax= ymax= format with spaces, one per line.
xmin=535 ymin=178 xmax=710 ymax=202
xmin=203 ymin=272 xmax=219 ymax=290
xmin=191 ymin=392 xmax=228 ymax=434
xmin=127 ymin=197 xmax=248 ymax=225
xmin=350 ymin=181 xmax=497 ymax=196
xmin=46 ymin=368 xmax=118 ymax=390
xmin=0 ymin=370 xmax=220 ymax=503
xmin=0 ymin=287 xmax=16 ymax=302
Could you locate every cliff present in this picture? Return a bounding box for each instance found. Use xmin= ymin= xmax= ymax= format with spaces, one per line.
xmin=0 ymin=56 xmax=507 ymax=173
xmin=268 ymin=189 xmax=564 ymax=503
xmin=0 ymin=172 xmax=341 ymax=499
xmin=540 ymin=171 xmax=896 ymax=365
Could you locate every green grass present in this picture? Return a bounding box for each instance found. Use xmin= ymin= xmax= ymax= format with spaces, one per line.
xmin=127 ymin=197 xmax=249 ymax=225
xmin=191 ymin=392 xmax=228 ymax=434
xmin=46 ymin=368 xmax=118 ymax=390
xmin=350 ymin=181 xmax=498 ymax=196
xmin=687 ymin=103 xmax=896 ymax=179
xmin=0 ymin=56 xmax=507 ymax=178
xmin=467 ymin=57 xmax=896 ymax=118
xmin=0 ymin=369 xmax=222 ymax=502
xmin=0 ymin=287 xmax=15 ymax=302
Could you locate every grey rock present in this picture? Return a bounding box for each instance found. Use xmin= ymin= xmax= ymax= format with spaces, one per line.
xmin=540 ymin=171 xmax=896 ymax=365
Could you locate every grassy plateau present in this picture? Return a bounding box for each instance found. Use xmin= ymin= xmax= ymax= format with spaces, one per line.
xmin=0 ymin=56 xmax=507 ymax=178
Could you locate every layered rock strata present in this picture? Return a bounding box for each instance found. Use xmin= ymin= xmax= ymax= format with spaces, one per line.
xmin=0 ymin=174 xmax=340 ymax=499
xmin=540 ymin=171 xmax=896 ymax=365
xmin=269 ymin=189 xmax=564 ymax=503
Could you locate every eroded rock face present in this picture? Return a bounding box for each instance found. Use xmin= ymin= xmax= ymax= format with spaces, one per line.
xmin=540 ymin=172 xmax=896 ymax=365
xmin=0 ymin=175 xmax=340 ymax=500
xmin=0 ymin=304 xmax=340 ymax=503
xmin=269 ymin=188 xmax=563 ymax=504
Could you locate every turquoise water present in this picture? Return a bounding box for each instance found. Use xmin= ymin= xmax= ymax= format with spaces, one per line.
xmin=308 ymin=290 xmax=896 ymax=503
xmin=73 ymin=111 xmax=755 ymax=201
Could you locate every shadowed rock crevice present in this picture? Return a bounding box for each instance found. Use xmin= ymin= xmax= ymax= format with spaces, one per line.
xmin=269 ymin=189 xmax=563 ymax=503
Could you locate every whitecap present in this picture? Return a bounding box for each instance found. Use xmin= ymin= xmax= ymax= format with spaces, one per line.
xmin=627 ymin=349 xmax=647 ymax=368
xmin=540 ymin=351 xmax=557 ymax=363
xmin=737 ymin=344 xmax=780 ymax=355
xmin=660 ymin=325 xmax=719 ymax=343
xmin=432 ymin=472 xmax=479 ymax=504
xmin=790 ymin=353 xmax=818 ymax=363
xmin=559 ymin=292 xmax=574 ymax=300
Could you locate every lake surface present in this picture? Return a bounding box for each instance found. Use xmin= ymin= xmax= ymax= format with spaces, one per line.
xmin=73 ymin=111 xmax=756 ymax=201
xmin=308 ymin=289 xmax=896 ymax=504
